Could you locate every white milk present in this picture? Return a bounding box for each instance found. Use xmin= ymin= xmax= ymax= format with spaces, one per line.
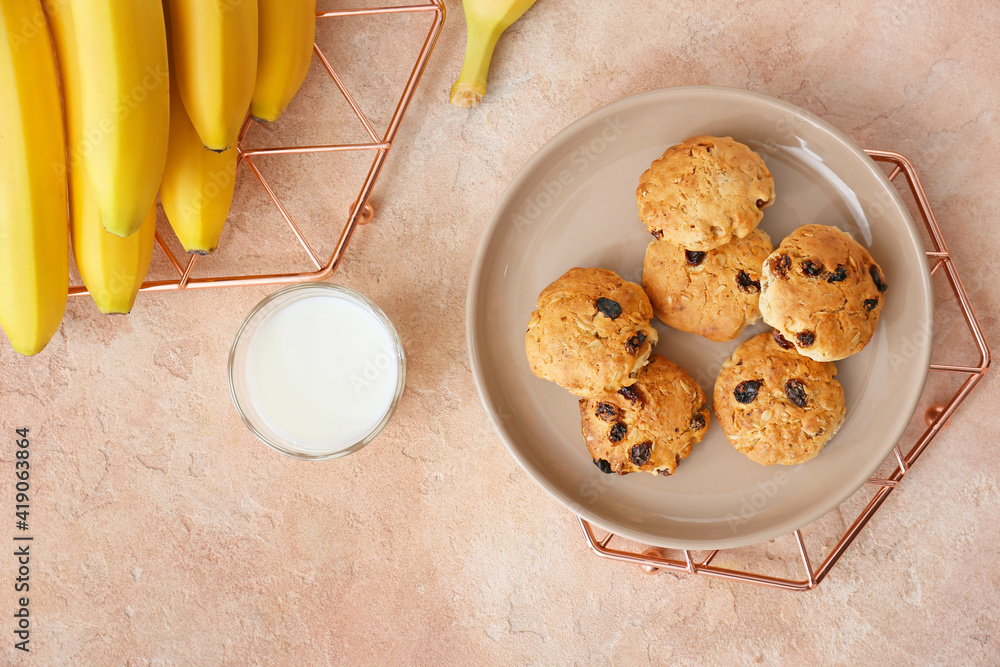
xmin=247 ymin=294 xmax=400 ymax=454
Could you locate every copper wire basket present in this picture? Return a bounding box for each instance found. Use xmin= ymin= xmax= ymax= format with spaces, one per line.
xmin=579 ymin=150 xmax=991 ymax=591
xmin=69 ymin=0 xmax=445 ymax=298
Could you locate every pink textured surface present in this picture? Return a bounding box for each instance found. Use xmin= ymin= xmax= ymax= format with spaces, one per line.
xmin=2 ymin=0 xmax=999 ymax=663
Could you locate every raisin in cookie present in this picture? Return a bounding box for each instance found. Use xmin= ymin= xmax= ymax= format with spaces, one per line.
xmin=526 ymin=267 xmax=658 ymax=397
xmin=759 ymin=224 xmax=888 ymax=362
xmin=713 ymin=332 xmax=846 ymax=466
xmin=636 ymin=136 xmax=775 ymax=251
xmin=642 ymin=229 xmax=773 ymax=342
xmin=580 ymin=355 xmax=710 ymax=476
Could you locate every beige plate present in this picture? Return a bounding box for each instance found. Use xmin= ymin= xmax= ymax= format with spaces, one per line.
xmin=467 ymin=87 xmax=933 ymax=550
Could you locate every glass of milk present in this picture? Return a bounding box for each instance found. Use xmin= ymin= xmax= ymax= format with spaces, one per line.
xmin=228 ymin=284 xmax=405 ymax=460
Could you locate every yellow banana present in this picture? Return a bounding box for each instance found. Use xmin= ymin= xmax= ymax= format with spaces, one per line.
xmin=71 ymin=174 xmax=155 ymax=315
xmin=0 ymin=0 xmax=69 ymax=356
xmin=160 ymin=59 xmax=238 ymax=254
xmin=450 ymin=0 xmax=538 ymax=107
xmin=251 ymin=0 xmax=316 ymax=123
xmin=166 ymin=0 xmax=258 ymax=151
xmin=43 ymin=0 xmax=170 ymax=238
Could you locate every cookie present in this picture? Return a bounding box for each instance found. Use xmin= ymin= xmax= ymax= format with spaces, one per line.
xmin=713 ymin=332 xmax=846 ymax=466
xmin=580 ymin=355 xmax=710 ymax=476
xmin=526 ymin=267 xmax=658 ymax=397
xmin=759 ymin=224 xmax=888 ymax=362
xmin=642 ymin=229 xmax=773 ymax=342
xmin=636 ymin=135 xmax=775 ymax=251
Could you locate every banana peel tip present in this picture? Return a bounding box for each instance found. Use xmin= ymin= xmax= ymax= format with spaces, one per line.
xmin=449 ymin=83 xmax=484 ymax=108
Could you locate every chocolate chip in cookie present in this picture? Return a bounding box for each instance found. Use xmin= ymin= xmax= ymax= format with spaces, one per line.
xmin=595 ymin=297 xmax=622 ymax=320
xmin=736 ymin=270 xmax=761 ymax=293
xmin=625 ymin=331 xmax=647 ymax=355
xmin=685 ymin=250 xmax=706 ymax=266
xmin=629 ymin=442 xmax=652 ymax=466
xmin=826 ymin=264 xmax=848 ymax=283
xmin=594 ymin=402 xmax=621 ymax=422
xmin=690 ymin=413 xmax=706 ymax=431
xmin=770 ymin=253 xmax=792 ymax=278
xmin=734 ymin=379 xmax=763 ymax=404
xmin=773 ymin=329 xmax=794 ymax=349
xmin=593 ymin=458 xmax=613 ymax=474
xmin=801 ymin=260 xmax=824 ymax=276
xmin=870 ymin=265 xmax=888 ymax=292
xmin=784 ymin=379 xmax=808 ymax=408
xmin=617 ymin=385 xmax=642 ymax=405
xmin=608 ymin=422 xmax=627 ymax=442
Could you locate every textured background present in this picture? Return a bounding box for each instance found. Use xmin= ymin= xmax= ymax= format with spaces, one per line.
xmin=2 ymin=0 xmax=999 ymax=664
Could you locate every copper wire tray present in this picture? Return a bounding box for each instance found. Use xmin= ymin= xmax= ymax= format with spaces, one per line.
xmin=579 ymin=150 xmax=992 ymax=591
xmin=68 ymin=0 xmax=445 ymax=298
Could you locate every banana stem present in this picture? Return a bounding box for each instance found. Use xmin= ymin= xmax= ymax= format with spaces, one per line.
xmin=449 ymin=22 xmax=502 ymax=108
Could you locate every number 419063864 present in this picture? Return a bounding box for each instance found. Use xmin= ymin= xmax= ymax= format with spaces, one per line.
xmin=15 ymin=428 xmax=29 ymax=531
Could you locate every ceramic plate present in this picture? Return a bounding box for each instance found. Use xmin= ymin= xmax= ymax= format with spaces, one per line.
xmin=467 ymin=86 xmax=933 ymax=550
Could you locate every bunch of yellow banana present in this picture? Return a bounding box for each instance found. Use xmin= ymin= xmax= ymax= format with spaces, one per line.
xmin=0 ymin=0 xmax=69 ymax=356
xmin=164 ymin=0 xmax=317 ymax=144
xmin=160 ymin=0 xmax=317 ymax=252
xmin=1 ymin=0 xmax=318 ymax=355
xmin=450 ymin=0 xmax=538 ymax=107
